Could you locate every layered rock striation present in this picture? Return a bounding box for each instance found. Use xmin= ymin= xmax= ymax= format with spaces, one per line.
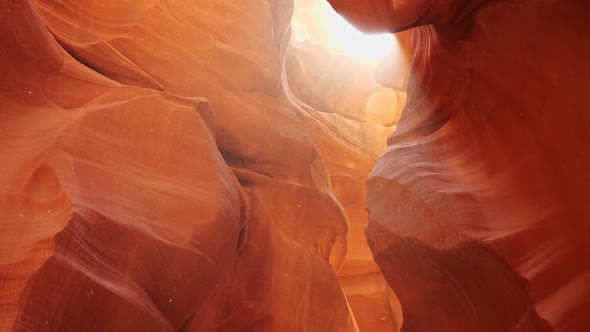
xmin=327 ymin=0 xmax=590 ymax=331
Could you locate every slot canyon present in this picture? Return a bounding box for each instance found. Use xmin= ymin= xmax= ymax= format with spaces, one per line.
xmin=1 ymin=0 xmax=588 ymax=331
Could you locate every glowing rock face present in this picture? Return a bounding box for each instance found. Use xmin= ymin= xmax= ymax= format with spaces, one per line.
xmin=1 ymin=0 xmax=376 ymax=330
xmin=1 ymin=0 xmax=411 ymax=330
xmin=4 ymin=0 xmax=587 ymax=331
xmin=327 ymin=0 xmax=590 ymax=331
xmin=292 ymin=0 xmax=396 ymax=63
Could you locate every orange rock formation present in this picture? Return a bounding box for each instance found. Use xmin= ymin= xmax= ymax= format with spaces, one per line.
xmin=1 ymin=0 xmax=402 ymax=330
xmin=1 ymin=0 xmax=589 ymax=331
xmin=327 ymin=0 xmax=590 ymax=331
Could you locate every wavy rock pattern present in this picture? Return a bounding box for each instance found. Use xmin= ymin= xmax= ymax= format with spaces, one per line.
xmin=326 ymin=0 xmax=590 ymax=331
xmin=4 ymin=0 xmax=587 ymax=331
xmin=0 ymin=0 xmax=397 ymax=330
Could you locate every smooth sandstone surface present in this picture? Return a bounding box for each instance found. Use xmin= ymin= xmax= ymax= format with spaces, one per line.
xmin=327 ymin=0 xmax=590 ymax=331
xmin=1 ymin=0 xmax=395 ymax=330
xmin=2 ymin=0 xmax=589 ymax=331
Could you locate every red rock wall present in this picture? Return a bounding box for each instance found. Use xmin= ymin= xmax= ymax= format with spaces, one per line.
xmin=326 ymin=0 xmax=590 ymax=331
xmin=5 ymin=0 xmax=586 ymax=331
xmin=285 ymin=43 xmax=405 ymax=330
xmin=0 ymin=0 xmax=383 ymax=330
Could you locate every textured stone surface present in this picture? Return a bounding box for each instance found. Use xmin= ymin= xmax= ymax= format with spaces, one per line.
xmin=1 ymin=0 xmax=413 ymax=330
xmin=4 ymin=0 xmax=587 ymax=331
xmin=327 ymin=0 xmax=590 ymax=331
xmin=0 ymin=0 xmax=393 ymax=330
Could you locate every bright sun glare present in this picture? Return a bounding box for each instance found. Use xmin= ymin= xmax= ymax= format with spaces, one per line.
xmin=291 ymin=0 xmax=396 ymax=63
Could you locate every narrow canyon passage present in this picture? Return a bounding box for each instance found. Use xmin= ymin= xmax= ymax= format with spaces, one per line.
xmin=1 ymin=0 xmax=589 ymax=332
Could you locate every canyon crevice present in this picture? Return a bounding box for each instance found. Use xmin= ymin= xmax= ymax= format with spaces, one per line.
xmin=1 ymin=0 xmax=589 ymax=331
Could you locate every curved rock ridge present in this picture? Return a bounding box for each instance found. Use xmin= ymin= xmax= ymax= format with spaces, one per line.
xmin=285 ymin=2 xmax=414 ymax=329
xmin=327 ymin=0 xmax=486 ymax=33
xmin=327 ymin=0 xmax=590 ymax=331
xmin=0 ymin=0 xmax=405 ymax=330
xmin=284 ymin=45 xmax=406 ymax=331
